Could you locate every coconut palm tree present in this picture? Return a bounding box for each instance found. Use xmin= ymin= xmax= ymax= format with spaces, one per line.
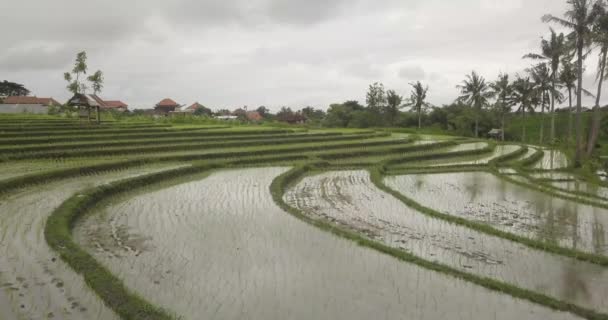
xmin=560 ymin=59 xmax=578 ymax=143
xmin=588 ymin=0 xmax=608 ymax=155
xmin=456 ymin=71 xmax=492 ymax=137
xmin=489 ymin=73 xmax=513 ymax=141
xmin=523 ymin=28 xmax=568 ymax=142
xmin=543 ymin=0 xmax=601 ymax=165
xmin=510 ymin=76 xmax=538 ymax=142
xmin=404 ymin=81 xmax=430 ymax=129
xmin=385 ymin=89 xmax=403 ymax=126
xmin=527 ymin=63 xmax=555 ymax=143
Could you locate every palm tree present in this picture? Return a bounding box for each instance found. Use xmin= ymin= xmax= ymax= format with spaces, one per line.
xmin=404 ymin=81 xmax=430 ymax=129
xmin=456 ymin=71 xmax=492 ymax=137
xmin=523 ymin=28 xmax=568 ymax=142
xmin=560 ymin=59 xmax=578 ymax=143
xmin=528 ymin=63 xmax=559 ymax=144
xmin=543 ymin=0 xmax=601 ymax=166
xmin=385 ymin=89 xmax=403 ymax=126
xmin=510 ymin=76 xmax=538 ymax=142
xmin=489 ymin=73 xmax=513 ymax=141
xmin=588 ymin=1 xmax=608 ymax=155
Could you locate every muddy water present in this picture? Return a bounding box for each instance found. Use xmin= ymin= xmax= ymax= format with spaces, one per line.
xmin=515 ymin=147 xmax=538 ymax=162
xmin=0 ymin=164 xmax=189 ymax=320
xmin=75 ymin=168 xmax=579 ymax=320
xmin=429 ymin=145 xmax=521 ymax=166
xmin=449 ymin=142 xmax=488 ymax=152
xmin=534 ymin=150 xmax=569 ymax=169
xmin=385 ymin=172 xmax=608 ymax=255
xmin=286 ymin=171 xmax=608 ymax=313
xmin=550 ymin=180 xmax=608 ymax=200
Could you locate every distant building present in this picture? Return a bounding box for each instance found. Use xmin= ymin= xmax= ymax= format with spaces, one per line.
xmin=245 ymin=111 xmax=263 ymax=122
xmin=103 ymin=100 xmax=128 ymax=112
xmin=154 ymin=98 xmax=181 ymax=115
xmin=0 ymin=96 xmax=60 ymax=114
xmin=215 ymin=115 xmax=238 ymax=120
xmin=75 ymin=95 xmax=129 ymax=112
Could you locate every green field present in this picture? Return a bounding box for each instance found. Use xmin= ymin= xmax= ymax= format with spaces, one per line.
xmin=1 ymin=115 xmax=607 ymax=320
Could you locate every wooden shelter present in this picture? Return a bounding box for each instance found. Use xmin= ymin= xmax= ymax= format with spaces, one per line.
xmin=66 ymin=93 xmax=101 ymax=123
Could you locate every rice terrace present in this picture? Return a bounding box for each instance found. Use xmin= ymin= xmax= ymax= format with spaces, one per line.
xmin=2 ymin=0 xmax=608 ymax=320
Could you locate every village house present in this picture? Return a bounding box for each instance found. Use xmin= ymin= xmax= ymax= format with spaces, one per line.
xmin=0 ymin=96 xmax=61 ymax=114
xmin=154 ymin=98 xmax=181 ymax=115
xmin=103 ymin=100 xmax=129 ymax=112
xmin=88 ymin=95 xmax=129 ymax=112
xmin=184 ymin=102 xmax=212 ymax=116
xmin=245 ymin=111 xmax=263 ymax=122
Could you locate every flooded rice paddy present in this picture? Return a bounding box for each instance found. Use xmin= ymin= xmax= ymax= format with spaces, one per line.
xmin=74 ymin=168 xmax=580 ymax=320
xmin=534 ymin=150 xmax=569 ymax=170
xmin=385 ymin=172 xmax=608 ymax=255
xmin=0 ymin=164 xmax=189 ymax=320
xmin=428 ymin=145 xmax=521 ymax=167
xmin=286 ymin=170 xmax=608 ymax=313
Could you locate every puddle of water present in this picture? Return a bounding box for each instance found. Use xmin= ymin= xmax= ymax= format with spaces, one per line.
xmin=75 ymin=168 xmax=579 ymax=320
xmin=534 ymin=150 xmax=569 ymax=170
xmin=428 ymin=145 xmax=521 ymax=167
xmin=385 ymin=172 xmax=608 ymax=256
xmin=0 ymin=163 xmax=189 ymax=320
xmin=286 ymin=171 xmax=608 ymax=313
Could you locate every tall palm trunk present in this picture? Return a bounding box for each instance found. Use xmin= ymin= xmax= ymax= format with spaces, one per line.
xmin=539 ymin=92 xmax=545 ymax=144
xmin=474 ymin=103 xmax=479 ymax=138
xmin=568 ymin=86 xmax=574 ymax=146
xmin=501 ymin=96 xmax=506 ymax=141
xmin=521 ymin=105 xmax=527 ymax=142
xmin=417 ymin=105 xmax=422 ymax=129
xmin=587 ymin=47 xmax=607 ymax=155
xmin=575 ymin=38 xmax=585 ymax=167
xmin=550 ymin=74 xmax=557 ymax=142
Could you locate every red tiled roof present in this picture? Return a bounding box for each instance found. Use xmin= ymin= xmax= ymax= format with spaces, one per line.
xmin=186 ymin=102 xmax=203 ymax=110
xmin=246 ymin=111 xmax=263 ymax=121
xmin=104 ymin=100 xmax=128 ymax=108
xmin=156 ymin=98 xmax=179 ymax=107
xmin=89 ymin=95 xmax=108 ymax=108
xmin=2 ymin=96 xmax=59 ymax=106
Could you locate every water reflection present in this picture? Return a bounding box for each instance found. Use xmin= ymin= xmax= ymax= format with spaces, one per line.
xmin=386 ymin=172 xmax=608 ymax=255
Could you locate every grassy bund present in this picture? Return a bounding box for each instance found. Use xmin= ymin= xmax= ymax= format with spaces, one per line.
xmin=0 ymin=115 xmax=606 ymax=319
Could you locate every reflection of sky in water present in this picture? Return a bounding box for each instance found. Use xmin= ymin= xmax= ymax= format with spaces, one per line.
xmin=386 ymin=172 xmax=608 ymax=256
xmin=287 ymin=170 xmax=608 ymax=313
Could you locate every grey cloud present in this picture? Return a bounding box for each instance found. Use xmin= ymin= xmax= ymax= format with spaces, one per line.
xmin=1 ymin=0 xmax=605 ymax=110
xmin=398 ymin=66 xmax=426 ymax=80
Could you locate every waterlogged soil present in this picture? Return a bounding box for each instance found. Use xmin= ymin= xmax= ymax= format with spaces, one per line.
xmin=286 ymin=171 xmax=608 ymax=313
xmin=515 ymin=147 xmax=538 ymax=162
xmin=448 ymin=142 xmax=489 ymax=152
xmin=550 ymin=180 xmax=608 ymax=200
xmin=428 ymin=145 xmax=521 ymax=167
xmin=534 ymin=149 xmax=569 ymax=169
xmin=0 ymin=163 xmax=189 ymax=320
xmin=385 ymin=172 xmax=608 ymax=255
xmin=75 ymin=168 xmax=579 ymax=320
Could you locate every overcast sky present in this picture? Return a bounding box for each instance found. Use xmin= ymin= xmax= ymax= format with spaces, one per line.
xmin=0 ymin=0 xmax=605 ymax=111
